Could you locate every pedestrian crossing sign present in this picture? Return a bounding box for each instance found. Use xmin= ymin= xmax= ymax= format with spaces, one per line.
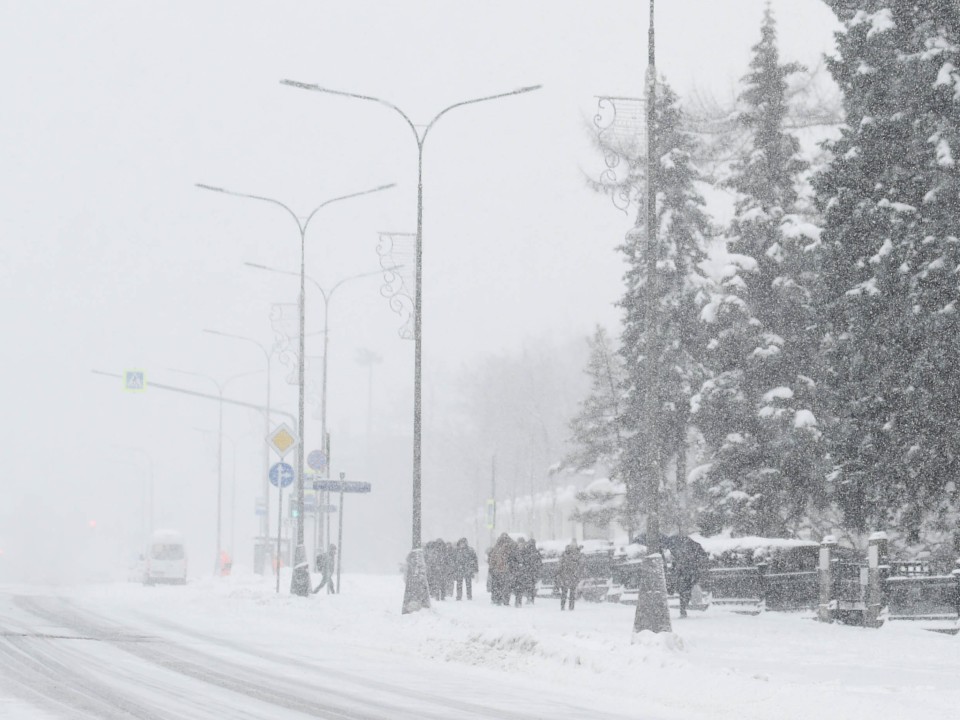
xmin=123 ymin=370 xmax=146 ymax=392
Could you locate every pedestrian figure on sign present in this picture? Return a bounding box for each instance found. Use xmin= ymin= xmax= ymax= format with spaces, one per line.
xmin=557 ymin=539 xmax=582 ymax=611
xmin=454 ymin=538 xmax=478 ymax=600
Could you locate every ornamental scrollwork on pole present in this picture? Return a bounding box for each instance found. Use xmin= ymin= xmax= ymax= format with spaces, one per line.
xmin=594 ymin=95 xmax=646 ymax=214
xmin=377 ymin=232 xmax=416 ymax=341
xmin=269 ymin=302 xmax=315 ymax=386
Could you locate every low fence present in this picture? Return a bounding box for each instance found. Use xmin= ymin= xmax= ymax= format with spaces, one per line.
xmin=885 ymin=573 xmax=960 ymax=626
xmin=547 ymin=535 xmax=960 ymax=630
xmin=701 ymin=566 xmax=764 ymax=608
xmin=682 ymin=534 xmax=960 ymax=630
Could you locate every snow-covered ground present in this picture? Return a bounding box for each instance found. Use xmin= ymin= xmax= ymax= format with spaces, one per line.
xmin=2 ymin=572 xmax=958 ymax=719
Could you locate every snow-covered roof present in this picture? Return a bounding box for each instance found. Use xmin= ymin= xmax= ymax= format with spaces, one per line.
xmin=151 ymin=529 xmax=184 ymax=542
xmin=582 ymin=477 xmax=626 ymax=495
xmin=691 ymin=533 xmax=817 ymax=559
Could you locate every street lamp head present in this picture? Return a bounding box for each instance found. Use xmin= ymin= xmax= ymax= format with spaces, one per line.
xmin=279 ymin=80 xmax=358 ymax=99
xmin=195 ymin=183 xmax=226 ymax=193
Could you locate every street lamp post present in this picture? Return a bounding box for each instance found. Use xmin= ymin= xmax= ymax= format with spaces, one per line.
xmin=196 ymin=182 xmax=394 ymax=597
xmin=168 ymin=368 xmax=260 ymax=575
xmin=280 ymin=79 xmax=541 ymax=612
xmin=203 ymin=328 xmax=276 ymax=572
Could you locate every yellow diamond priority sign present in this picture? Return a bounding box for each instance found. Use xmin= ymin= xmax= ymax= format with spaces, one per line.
xmin=266 ymin=423 xmax=299 ymax=459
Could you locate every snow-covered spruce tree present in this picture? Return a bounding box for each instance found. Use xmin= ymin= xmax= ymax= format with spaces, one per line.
xmin=815 ymin=0 xmax=960 ymax=542
xmin=694 ymin=6 xmax=825 ymax=537
xmin=617 ymin=79 xmax=713 ymax=536
xmin=566 ymin=325 xmax=625 ymax=471
xmin=565 ymin=327 xmax=631 ymax=536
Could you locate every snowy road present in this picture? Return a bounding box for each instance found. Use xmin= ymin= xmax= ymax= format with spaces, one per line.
xmin=0 ymin=587 xmax=656 ymax=720
xmin=3 ymin=574 xmax=959 ymax=720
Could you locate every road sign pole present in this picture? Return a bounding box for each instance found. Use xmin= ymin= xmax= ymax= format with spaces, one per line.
xmin=337 ymin=472 xmax=345 ymax=594
xmin=324 ymin=432 xmax=331 ymax=551
xmin=276 ymin=485 xmax=283 ymax=594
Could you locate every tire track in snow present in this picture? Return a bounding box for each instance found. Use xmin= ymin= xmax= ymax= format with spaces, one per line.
xmin=13 ymin=595 xmax=438 ymax=720
xmin=0 ymin=606 xmax=175 ymax=720
xmin=89 ymin=598 xmax=648 ymax=720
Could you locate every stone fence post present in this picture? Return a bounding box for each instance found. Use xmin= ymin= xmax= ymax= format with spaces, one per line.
xmin=818 ymin=535 xmax=837 ymax=623
xmin=864 ymin=531 xmax=888 ymax=628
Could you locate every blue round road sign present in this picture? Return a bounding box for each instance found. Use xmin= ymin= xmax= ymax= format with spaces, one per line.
xmin=269 ymin=462 xmax=295 ymax=488
xmin=307 ymin=450 xmax=327 ymax=471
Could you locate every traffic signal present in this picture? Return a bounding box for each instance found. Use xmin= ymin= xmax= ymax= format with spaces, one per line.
xmin=289 ymin=503 xmax=300 ymax=519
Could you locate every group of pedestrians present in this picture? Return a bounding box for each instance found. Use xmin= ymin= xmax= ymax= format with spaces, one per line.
xmin=486 ymin=533 xmax=545 ymax=607
xmin=423 ymin=537 xmax=479 ymax=601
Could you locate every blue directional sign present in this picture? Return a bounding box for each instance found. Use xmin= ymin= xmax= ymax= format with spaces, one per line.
xmin=269 ymin=462 xmax=295 ymax=488
xmin=313 ymin=480 xmax=371 ymax=494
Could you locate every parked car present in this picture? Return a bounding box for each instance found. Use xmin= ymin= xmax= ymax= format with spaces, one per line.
xmin=144 ymin=530 xmax=187 ymax=585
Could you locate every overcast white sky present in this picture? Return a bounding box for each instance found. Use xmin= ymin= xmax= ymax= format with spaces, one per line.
xmin=0 ymin=1 xmax=839 ymax=579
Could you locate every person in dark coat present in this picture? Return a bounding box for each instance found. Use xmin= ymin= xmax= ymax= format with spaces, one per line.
xmin=488 ymin=533 xmax=518 ymax=606
xmin=661 ymin=535 xmax=709 ymax=617
xmin=442 ymin=541 xmax=457 ymax=599
xmin=512 ymin=539 xmax=531 ymax=607
xmin=485 ymin=546 xmax=494 ymax=602
xmin=557 ymin=540 xmax=583 ymax=611
xmin=424 ymin=539 xmax=444 ymax=600
xmin=453 ymin=538 xmax=479 ymax=600
xmin=523 ymin=538 xmax=543 ymax=603
xmin=312 ymin=544 xmax=337 ymax=595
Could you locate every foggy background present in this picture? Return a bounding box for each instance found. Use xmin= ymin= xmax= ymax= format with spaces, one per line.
xmin=0 ymin=0 xmax=838 ymax=582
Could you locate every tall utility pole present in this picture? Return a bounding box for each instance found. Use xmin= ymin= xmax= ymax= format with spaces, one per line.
xmin=633 ymin=0 xmax=672 ymax=635
xmin=280 ymin=78 xmax=541 ymax=613
xmin=643 ymin=0 xmax=661 ymax=557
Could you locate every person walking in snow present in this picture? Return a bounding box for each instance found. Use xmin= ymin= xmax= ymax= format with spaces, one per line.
xmin=488 ymin=534 xmax=518 ymax=606
xmin=312 ymin=544 xmax=337 ymax=594
xmin=454 ymin=538 xmax=478 ymax=600
xmin=523 ymin=538 xmax=543 ymax=604
xmin=442 ymin=541 xmax=457 ymax=599
xmin=557 ymin=540 xmax=583 ymax=611
xmin=661 ymin=535 xmax=709 ymax=617
xmin=424 ymin=539 xmax=444 ymax=600
xmin=512 ymin=539 xmax=529 ymax=607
